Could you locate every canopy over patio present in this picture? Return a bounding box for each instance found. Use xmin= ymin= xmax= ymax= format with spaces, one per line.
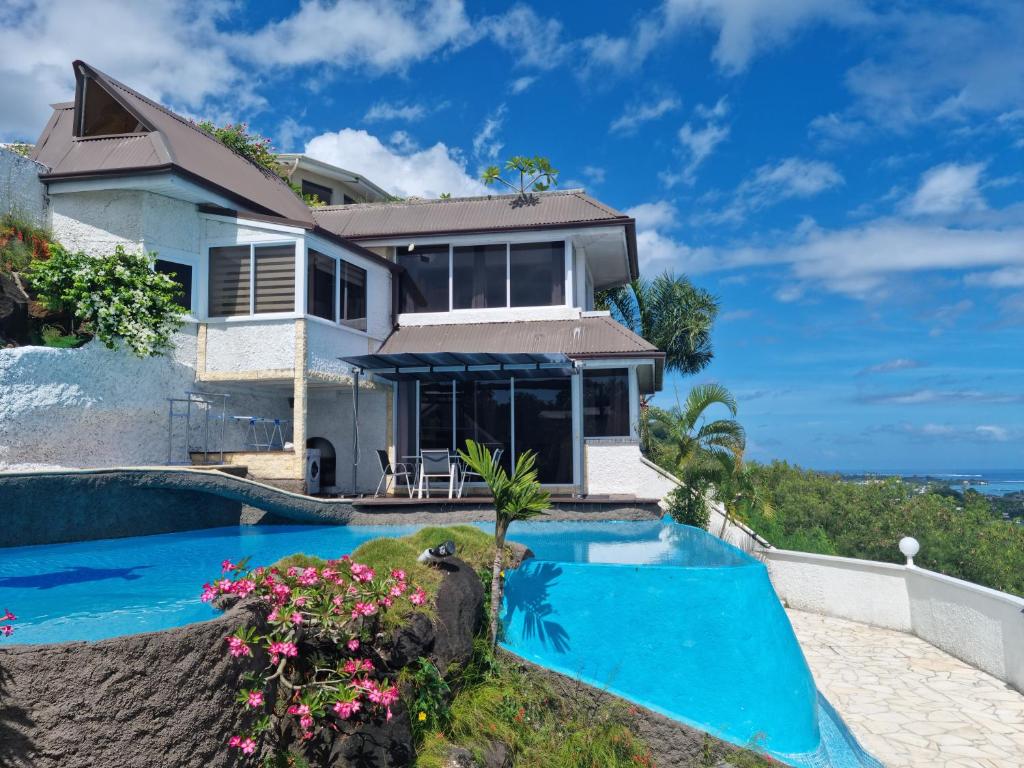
xmin=340 ymin=351 xmax=575 ymax=383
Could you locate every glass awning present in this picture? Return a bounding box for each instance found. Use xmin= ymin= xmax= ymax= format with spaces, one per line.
xmin=340 ymin=352 xmax=576 ymax=382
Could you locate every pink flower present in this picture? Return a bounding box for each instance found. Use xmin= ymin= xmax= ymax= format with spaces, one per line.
xmin=215 ymin=578 xmax=234 ymax=594
xmin=297 ymin=567 xmax=319 ymax=586
xmin=1 ymin=625 xmax=13 ymax=637
xmin=390 ymin=569 xmax=407 ymax=581
xmin=228 ymin=736 xmax=241 ymax=748
xmin=200 ymin=583 xmax=217 ymax=603
xmin=410 ymin=588 xmax=427 ymax=606
xmin=290 ymin=612 xmax=304 ymax=625
xmin=240 ymin=738 xmax=256 ymax=755
xmin=350 ymin=563 xmax=375 ymax=583
xmin=247 ymin=690 xmax=264 ymax=708
xmin=379 ymin=597 xmax=393 ymax=608
xmin=3 ymin=609 xmax=18 ymax=621
xmin=294 ymin=596 xmax=307 ymax=607
xmin=268 ymin=641 xmax=299 ymax=664
xmin=347 ymin=638 xmax=360 ymax=652
xmin=288 ymin=703 xmax=314 ymax=730
xmin=226 ymin=636 xmax=251 ymax=657
xmin=267 ymin=608 xmax=279 ymax=622
xmin=333 ymin=699 xmax=361 ymax=719
xmin=351 ymin=602 xmax=377 ymax=619
xmin=221 ymin=559 xmax=235 ymax=573
xmin=233 ymin=579 xmax=256 ymax=597
xmin=390 ymin=583 xmax=407 ymax=597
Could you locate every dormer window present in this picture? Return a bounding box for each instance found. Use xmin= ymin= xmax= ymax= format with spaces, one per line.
xmin=76 ymin=75 xmax=146 ymax=137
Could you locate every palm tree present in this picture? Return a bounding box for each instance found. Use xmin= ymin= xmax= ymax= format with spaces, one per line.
xmin=597 ymin=273 xmax=719 ymax=385
xmin=648 ymin=383 xmax=746 ymax=526
xmin=458 ymin=439 xmax=551 ymax=646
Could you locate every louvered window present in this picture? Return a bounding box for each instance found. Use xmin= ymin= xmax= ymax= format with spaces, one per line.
xmin=208 ymin=243 xmax=297 ymax=317
xmin=341 ymin=262 xmax=367 ymax=331
xmin=208 ymin=245 xmax=251 ymax=317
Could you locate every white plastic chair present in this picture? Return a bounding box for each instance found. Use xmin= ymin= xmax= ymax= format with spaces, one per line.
xmin=375 ymin=449 xmax=413 ymax=497
xmin=417 ymin=450 xmax=456 ymax=498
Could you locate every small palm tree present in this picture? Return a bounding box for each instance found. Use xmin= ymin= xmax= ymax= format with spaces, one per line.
xmin=648 ymin=383 xmax=746 ymax=527
xmin=458 ymin=439 xmax=551 ymax=646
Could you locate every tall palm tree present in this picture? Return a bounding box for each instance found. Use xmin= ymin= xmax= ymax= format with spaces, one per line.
xmin=458 ymin=440 xmax=551 ymax=646
xmin=597 ymin=273 xmax=719 ymax=382
xmin=647 ymin=383 xmax=746 ymax=526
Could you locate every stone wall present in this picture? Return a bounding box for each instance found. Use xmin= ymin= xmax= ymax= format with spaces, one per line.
xmin=0 ymin=147 xmax=48 ymax=226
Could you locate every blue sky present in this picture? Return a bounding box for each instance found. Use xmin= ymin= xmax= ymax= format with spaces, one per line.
xmin=2 ymin=0 xmax=1022 ymax=471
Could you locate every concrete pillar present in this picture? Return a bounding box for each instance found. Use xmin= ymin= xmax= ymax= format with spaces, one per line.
xmin=293 ymin=320 xmax=308 ymax=491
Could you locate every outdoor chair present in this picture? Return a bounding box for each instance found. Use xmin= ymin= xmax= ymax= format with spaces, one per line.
xmin=417 ymin=449 xmax=457 ymax=498
xmin=375 ymin=449 xmax=414 ymax=498
xmin=458 ymin=447 xmax=503 ymax=498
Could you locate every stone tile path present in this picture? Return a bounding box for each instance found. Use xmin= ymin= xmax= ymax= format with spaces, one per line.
xmin=787 ymin=609 xmax=1024 ymax=768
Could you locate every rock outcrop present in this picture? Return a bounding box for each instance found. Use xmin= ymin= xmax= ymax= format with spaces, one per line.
xmin=0 ymin=558 xmax=483 ymax=768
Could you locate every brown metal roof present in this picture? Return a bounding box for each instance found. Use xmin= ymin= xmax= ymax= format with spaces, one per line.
xmin=379 ymin=316 xmax=656 ymax=357
xmin=377 ymin=316 xmax=663 ymax=390
xmin=32 ymin=61 xmax=313 ymax=224
xmin=312 ymin=190 xmax=639 ymax=280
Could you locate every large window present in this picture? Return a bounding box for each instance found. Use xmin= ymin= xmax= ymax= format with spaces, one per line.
xmin=583 ymin=368 xmax=630 ymax=437
xmin=341 ymin=262 xmax=367 ymax=331
xmin=419 ymin=382 xmax=454 ymax=451
xmin=398 ymin=240 xmax=567 ymax=315
xmin=453 ymin=244 xmax=506 ymax=309
xmin=301 ymin=179 xmax=333 ymax=205
xmin=208 ymin=243 xmax=295 ymax=317
xmin=154 ymin=259 xmax=192 ymax=312
xmin=514 ymin=378 xmax=573 ymax=484
xmin=456 ymin=380 xmax=512 ymax=472
xmin=398 ymin=244 xmax=449 ymax=313
xmin=511 ymin=242 xmax=565 ymax=307
xmin=307 ymin=249 xmax=336 ymax=321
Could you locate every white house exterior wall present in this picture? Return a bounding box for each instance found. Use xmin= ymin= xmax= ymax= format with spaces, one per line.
xmin=584 ymin=438 xmax=677 ymax=498
xmin=399 ymin=304 xmax=582 ymax=326
xmin=305 ymin=383 xmax=389 ymax=493
xmin=306 ymin=320 xmax=376 ymax=379
xmin=51 ymin=189 xmax=146 ymax=254
xmin=204 ymin=319 xmax=296 ymax=373
xmin=0 ymin=148 xmax=48 ymax=226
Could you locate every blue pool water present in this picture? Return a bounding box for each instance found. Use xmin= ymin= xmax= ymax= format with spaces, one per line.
xmin=0 ymin=517 xmax=879 ymax=767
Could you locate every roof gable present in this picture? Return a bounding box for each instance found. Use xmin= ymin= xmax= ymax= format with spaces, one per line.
xmin=32 ymin=61 xmax=313 ymax=225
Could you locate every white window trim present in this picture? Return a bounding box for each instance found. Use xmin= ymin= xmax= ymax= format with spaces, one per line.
xmin=145 ymin=245 xmax=200 ymax=322
xmin=205 ymin=238 xmax=300 ymax=320
xmin=304 ymin=243 xmax=370 ymax=336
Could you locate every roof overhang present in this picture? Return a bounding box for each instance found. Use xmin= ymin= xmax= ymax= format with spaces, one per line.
xmin=341 ymin=352 xmax=575 ymax=383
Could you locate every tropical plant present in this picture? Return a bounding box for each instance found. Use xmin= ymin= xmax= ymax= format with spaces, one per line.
xmin=195 ymin=120 xmax=280 ymax=173
xmin=482 ymin=155 xmax=559 ymax=196
xmin=457 ymin=440 xmax=551 ymax=646
xmin=204 ymin=555 xmax=427 ymax=760
xmin=0 ymin=212 xmax=52 ymax=274
xmin=26 ymin=244 xmax=185 ymax=357
xmin=0 ymin=608 xmax=14 ymax=638
xmin=647 ymin=384 xmax=746 ymax=528
xmin=597 ymin=274 xmax=719 ymax=387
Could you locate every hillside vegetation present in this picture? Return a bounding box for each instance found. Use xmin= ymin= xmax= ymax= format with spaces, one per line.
xmin=742 ymin=461 xmax=1024 ymax=597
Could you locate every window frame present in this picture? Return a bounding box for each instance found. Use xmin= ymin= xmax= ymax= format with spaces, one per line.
xmin=302 ymin=243 xmax=371 ymax=335
xmin=151 ymin=249 xmax=199 ymax=320
xmin=395 ymin=236 xmax=572 ymax=315
xmin=300 ymin=179 xmax=334 ymax=206
xmin=206 ymin=239 xmax=300 ymax=320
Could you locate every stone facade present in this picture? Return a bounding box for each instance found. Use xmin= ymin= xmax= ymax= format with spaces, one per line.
xmin=0 ymin=147 xmax=48 ymax=226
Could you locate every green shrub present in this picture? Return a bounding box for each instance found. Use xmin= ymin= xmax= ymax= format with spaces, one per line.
xmin=26 ymin=244 xmax=185 ymax=357
xmin=40 ymin=324 xmax=83 ymax=349
xmin=0 ymin=212 xmax=51 ymax=274
xmin=665 ymin=483 xmax=711 ymax=529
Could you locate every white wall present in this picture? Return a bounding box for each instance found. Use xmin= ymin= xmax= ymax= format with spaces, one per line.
xmin=584 ymin=439 xmax=676 ymax=498
xmin=305 ymin=382 xmax=389 ymax=493
xmin=306 ymin=320 xmax=375 ymax=379
xmin=0 ymin=148 xmax=48 ymax=226
xmin=764 ymin=549 xmax=1024 ymax=693
xmin=0 ymin=331 xmax=291 ymax=469
xmin=204 ymin=320 xmax=296 ymax=373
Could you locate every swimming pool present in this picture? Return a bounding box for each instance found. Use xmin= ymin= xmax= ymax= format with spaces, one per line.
xmin=0 ymin=517 xmax=879 ymax=767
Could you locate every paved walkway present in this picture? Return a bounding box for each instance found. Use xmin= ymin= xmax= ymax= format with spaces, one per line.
xmin=787 ymin=609 xmax=1024 ymax=768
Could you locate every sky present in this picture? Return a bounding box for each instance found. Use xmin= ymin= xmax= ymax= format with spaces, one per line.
xmin=1 ymin=0 xmax=1022 ymax=472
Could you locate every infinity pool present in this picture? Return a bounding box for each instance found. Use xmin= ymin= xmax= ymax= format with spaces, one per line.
xmin=0 ymin=517 xmax=879 ymax=767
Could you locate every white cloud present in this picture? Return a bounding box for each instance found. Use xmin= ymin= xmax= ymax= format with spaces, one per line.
xmin=965 ymin=267 xmax=1024 ymax=288
xmin=388 ymin=130 xmax=418 ymax=153
xmin=906 ymin=163 xmax=987 ymax=216
xmin=229 ymin=0 xmax=472 ymax=73
xmin=697 ymin=157 xmax=843 ymax=224
xmin=581 ymin=165 xmax=606 ymax=185
xmin=662 ymin=100 xmax=731 ymax=186
xmin=509 ymin=76 xmax=537 ymax=94
xmin=276 ymin=117 xmax=314 ymax=152
xmin=609 ymin=96 xmax=681 ymax=135
xmin=0 ymin=0 xmax=247 ymax=141
xmin=364 ymin=102 xmax=436 ymax=123
xmin=472 ymin=104 xmax=507 ymax=164
xmin=975 ymin=425 xmax=1009 ymax=442
xmin=481 ymin=5 xmax=566 ymax=70
xmin=808 ymin=112 xmax=867 ymax=146
xmin=859 ymin=358 xmax=925 ymax=375
xmin=626 ymin=201 xmax=678 ymax=231
xmin=304 ymin=128 xmax=487 ymax=199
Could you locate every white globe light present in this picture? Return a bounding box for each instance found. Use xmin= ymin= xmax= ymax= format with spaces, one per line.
xmin=899 ymin=536 xmax=920 ymax=565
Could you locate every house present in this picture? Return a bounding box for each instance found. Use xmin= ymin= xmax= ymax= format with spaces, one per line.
xmin=18 ymin=59 xmax=674 ymax=502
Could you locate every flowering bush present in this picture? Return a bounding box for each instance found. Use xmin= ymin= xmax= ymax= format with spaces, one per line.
xmin=204 ymin=555 xmax=428 ymax=760
xmin=0 ymin=608 xmax=15 ymax=637
xmin=26 ymin=244 xmax=184 ymax=357
xmin=0 ymin=213 xmax=51 ymax=274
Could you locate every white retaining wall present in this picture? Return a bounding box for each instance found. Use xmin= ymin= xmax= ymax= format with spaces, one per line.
xmin=0 ymin=331 xmax=291 ymax=469
xmin=764 ymin=548 xmax=1024 ymax=693
xmin=0 ymin=148 xmax=48 ymax=226
xmin=306 ymin=382 xmax=389 ymax=494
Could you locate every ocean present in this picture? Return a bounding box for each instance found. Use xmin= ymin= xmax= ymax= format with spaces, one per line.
xmin=845 ymin=469 xmax=1024 ymax=497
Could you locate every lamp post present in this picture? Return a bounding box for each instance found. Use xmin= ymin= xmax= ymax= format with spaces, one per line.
xmin=899 ymin=536 xmax=920 ymax=567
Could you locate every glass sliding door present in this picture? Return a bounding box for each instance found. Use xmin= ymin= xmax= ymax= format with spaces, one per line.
xmin=455 ymin=380 xmax=512 ymax=472
xmin=418 ymin=382 xmax=454 ymax=452
xmin=514 ymin=378 xmax=573 ymax=485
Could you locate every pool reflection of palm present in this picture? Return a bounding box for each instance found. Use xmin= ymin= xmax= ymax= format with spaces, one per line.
xmin=0 ymin=565 xmax=151 ymax=590
xmin=502 ymin=561 xmax=570 ymax=653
